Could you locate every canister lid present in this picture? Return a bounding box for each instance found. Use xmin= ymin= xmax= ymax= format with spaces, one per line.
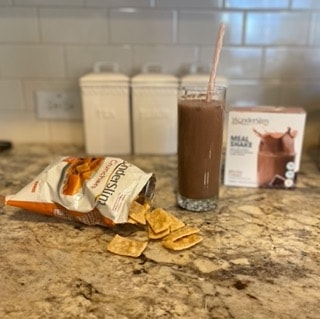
xmin=132 ymin=73 xmax=178 ymax=85
xmin=79 ymin=62 xmax=129 ymax=85
xmin=131 ymin=63 xmax=178 ymax=87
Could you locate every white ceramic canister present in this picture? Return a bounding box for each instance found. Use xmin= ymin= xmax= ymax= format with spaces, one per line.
xmin=79 ymin=62 xmax=131 ymax=155
xmin=131 ymin=64 xmax=179 ymax=154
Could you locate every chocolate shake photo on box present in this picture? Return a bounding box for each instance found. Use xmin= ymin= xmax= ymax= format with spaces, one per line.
xmin=224 ymin=106 xmax=306 ymax=189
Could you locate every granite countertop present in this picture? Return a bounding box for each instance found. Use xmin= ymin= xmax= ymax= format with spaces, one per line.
xmin=0 ymin=144 xmax=319 ymax=319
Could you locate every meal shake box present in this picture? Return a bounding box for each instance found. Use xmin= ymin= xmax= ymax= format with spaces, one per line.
xmin=224 ymin=106 xmax=306 ymax=188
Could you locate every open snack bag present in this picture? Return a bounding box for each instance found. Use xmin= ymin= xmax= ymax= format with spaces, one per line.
xmin=2 ymin=157 xmax=204 ymax=257
xmin=1 ymin=156 xmax=155 ymax=227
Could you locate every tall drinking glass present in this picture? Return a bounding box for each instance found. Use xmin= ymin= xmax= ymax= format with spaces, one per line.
xmin=177 ymin=86 xmax=226 ymax=211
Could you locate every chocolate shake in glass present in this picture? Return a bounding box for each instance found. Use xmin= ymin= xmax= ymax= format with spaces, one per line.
xmin=177 ymin=86 xmax=226 ymax=211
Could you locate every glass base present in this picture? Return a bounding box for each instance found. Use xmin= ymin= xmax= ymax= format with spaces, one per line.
xmin=177 ymin=193 xmax=217 ymax=212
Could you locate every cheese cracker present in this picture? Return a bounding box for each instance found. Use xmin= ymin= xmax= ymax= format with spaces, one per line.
xmin=107 ymin=234 xmax=148 ymax=258
xmin=162 ymin=234 xmax=203 ymax=251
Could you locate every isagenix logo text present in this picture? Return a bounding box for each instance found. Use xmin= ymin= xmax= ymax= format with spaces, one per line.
xmin=231 ymin=117 xmax=269 ymax=126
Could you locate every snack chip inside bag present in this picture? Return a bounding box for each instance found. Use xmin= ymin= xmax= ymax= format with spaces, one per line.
xmin=1 ymin=156 xmax=155 ymax=227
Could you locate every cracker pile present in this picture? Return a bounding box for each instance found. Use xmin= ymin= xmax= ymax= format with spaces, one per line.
xmin=107 ymin=201 xmax=203 ymax=258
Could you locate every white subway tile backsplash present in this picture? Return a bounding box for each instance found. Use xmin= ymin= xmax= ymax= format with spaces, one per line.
xmin=0 ymin=45 xmax=65 ymax=78
xmin=263 ymin=48 xmax=305 ymax=79
xmin=0 ymin=80 xmax=24 ymax=110
xmin=66 ymin=45 xmax=132 ymax=77
xmin=39 ymin=8 xmax=108 ymax=44
xmin=154 ymin=0 xmax=223 ymax=8
xmin=14 ymin=0 xmax=85 ymax=6
xmin=304 ymin=51 xmax=320 ymax=78
xmin=0 ymin=0 xmax=12 ymax=5
xmin=110 ymin=9 xmax=175 ymax=44
xmin=227 ymin=80 xmax=281 ymax=107
xmin=178 ymin=11 xmax=243 ymax=45
xmin=291 ymin=0 xmax=320 ymax=9
xmin=263 ymin=48 xmax=320 ymax=79
xmin=1 ymin=108 xmax=84 ymax=145
xmin=280 ymin=81 xmax=320 ymax=111
xmin=311 ymin=13 xmax=320 ymax=45
xmin=47 ymin=121 xmax=84 ymax=144
xmin=0 ymin=8 xmax=39 ymax=42
xmin=246 ymin=12 xmax=310 ymax=45
xmin=0 ymin=2 xmax=318 ymax=145
xmin=132 ymin=45 xmax=196 ymax=75
xmin=200 ymin=47 xmax=263 ymax=79
xmin=0 ymin=112 xmax=50 ymax=143
xmin=84 ymin=0 xmax=150 ymax=7
xmin=225 ymin=0 xmax=289 ymax=9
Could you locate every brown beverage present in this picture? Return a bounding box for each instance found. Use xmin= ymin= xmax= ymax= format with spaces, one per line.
xmin=257 ymin=153 xmax=295 ymax=187
xmin=255 ymin=128 xmax=297 ymax=188
xmin=177 ymin=87 xmax=225 ymax=211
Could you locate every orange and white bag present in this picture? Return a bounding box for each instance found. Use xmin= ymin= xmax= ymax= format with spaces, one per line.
xmin=1 ymin=156 xmax=155 ymax=226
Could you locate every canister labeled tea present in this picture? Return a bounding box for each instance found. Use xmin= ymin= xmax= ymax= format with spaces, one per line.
xmin=80 ymin=62 xmax=131 ymax=155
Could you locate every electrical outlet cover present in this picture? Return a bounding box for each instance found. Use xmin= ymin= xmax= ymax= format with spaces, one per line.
xmin=36 ymin=91 xmax=82 ymax=120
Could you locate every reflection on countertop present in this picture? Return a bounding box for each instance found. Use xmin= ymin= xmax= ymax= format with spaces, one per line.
xmin=0 ymin=144 xmax=320 ymax=319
